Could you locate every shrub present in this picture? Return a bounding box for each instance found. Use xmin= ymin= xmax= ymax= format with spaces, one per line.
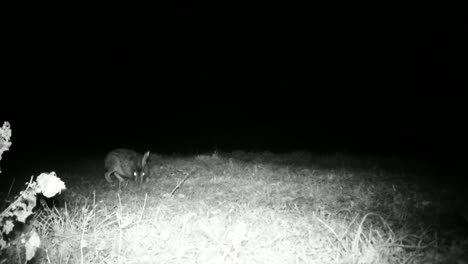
xmin=0 ymin=122 xmax=66 ymax=262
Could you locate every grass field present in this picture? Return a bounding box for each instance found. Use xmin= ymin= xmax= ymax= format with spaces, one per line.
xmin=2 ymin=151 xmax=467 ymax=263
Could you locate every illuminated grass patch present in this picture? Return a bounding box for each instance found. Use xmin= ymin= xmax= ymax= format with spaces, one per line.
xmin=3 ymin=151 xmax=467 ymax=263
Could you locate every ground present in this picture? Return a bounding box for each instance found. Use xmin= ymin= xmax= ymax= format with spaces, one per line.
xmin=1 ymin=151 xmax=467 ymax=263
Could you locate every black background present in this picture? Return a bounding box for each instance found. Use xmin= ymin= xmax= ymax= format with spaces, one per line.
xmin=2 ymin=4 xmax=466 ymax=176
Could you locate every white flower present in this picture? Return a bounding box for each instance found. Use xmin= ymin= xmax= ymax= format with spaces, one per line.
xmin=36 ymin=172 xmax=66 ymax=198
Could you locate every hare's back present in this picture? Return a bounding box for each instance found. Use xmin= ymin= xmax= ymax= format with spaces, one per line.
xmin=104 ymin=148 xmax=140 ymax=169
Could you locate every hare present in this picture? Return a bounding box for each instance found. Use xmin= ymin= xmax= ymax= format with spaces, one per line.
xmin=104 ymin=148 xmax=150 ymax=184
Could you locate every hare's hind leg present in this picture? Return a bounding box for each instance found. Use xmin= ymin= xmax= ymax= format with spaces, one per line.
xmin=104 ymin=170 xmax=115 ymax=183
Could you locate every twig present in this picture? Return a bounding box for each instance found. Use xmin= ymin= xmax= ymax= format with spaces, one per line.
xmin=170 ymin=170 xmax=193 ymax=197
xmin=6 ymin=177 xmax=15 ymax=198
xmin=138 ymin=193 xmax=148 ymax=223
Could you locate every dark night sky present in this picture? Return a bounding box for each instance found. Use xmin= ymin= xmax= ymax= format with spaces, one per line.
xmin=2 ymin=5 xmax=466 ymax=167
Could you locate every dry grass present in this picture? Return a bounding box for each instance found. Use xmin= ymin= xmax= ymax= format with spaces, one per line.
xmin=3 ymin=151 xmax=467 ymax=263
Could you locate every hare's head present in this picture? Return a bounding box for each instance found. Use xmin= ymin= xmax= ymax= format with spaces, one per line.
xmin=134 ymin=151 xmax=150 ymax=184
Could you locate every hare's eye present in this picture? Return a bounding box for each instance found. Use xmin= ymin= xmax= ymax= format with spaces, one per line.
xmin=133 ymin=172 xmax=137 ymax=176
xmin=142 ymin=172 xmax=145 ymax=176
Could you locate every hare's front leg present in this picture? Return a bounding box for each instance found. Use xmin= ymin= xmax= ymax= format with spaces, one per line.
xmin=114 ymin=173 xmax=126 ymax=183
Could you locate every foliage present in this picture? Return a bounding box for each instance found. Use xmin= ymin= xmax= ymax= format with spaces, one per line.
xmin=0 ymin=121 xmax=66 ymax=262
xmin=0 ymin=121 xmax=12 ymax=173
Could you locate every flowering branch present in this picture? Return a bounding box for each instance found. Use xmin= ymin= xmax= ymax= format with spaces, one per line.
xmin=0 ymin=121 xmax=12 ymax=173
xmin=0 ymin=121 xmax=67 ymax=262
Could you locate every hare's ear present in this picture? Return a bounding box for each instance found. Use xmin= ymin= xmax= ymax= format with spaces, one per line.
xmin=142 ymin=151 xmax=150 ymax=165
